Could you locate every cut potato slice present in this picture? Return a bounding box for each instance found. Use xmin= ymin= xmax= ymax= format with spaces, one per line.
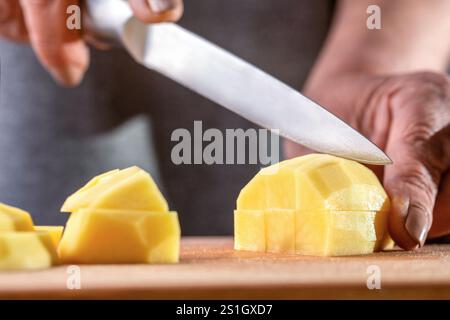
xmin=61 ymin=166 xmax=168 ymax=212
xmin=0 ymin=232 xmax=59 ymax=270
xmin=0 ymin=203 xmax=34 ymax=232
xmin=266 ymin=209 xmax=295 ymax=254
xmin=58 ymin=209 xmax=180 ymax=264
xmin=34 ymin=226 xmax=64 ymax=247
xmin=234 ymin=210 xmax=265 ymax=252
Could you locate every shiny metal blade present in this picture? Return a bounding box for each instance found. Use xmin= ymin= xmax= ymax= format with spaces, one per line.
xmin=87 ymin=0 xmax=391 ymax=165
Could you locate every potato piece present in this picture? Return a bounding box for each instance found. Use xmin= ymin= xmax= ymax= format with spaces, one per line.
xmin=235 ymin=154 xmax=394 ymax=256
xmin=234 ymin=210 xmax=265 ymax=252
xmin=265 ymin=209 xmax=295 ymax=254
xmin=0 ymin=232 xmax=59 ymax=270
xmin=0 ymin=203 xmax=34 ymax=232
xmin=34 ymin=226 xmax=64 ymax=247
xmin=294 ymin=210 xmax=379 ymax=256
xmin=238 ymin=155 xmax=389 ymax=212
xmin=61 ymin=166 xmax=168 ymax=213
xmin=58 ymin=209 xmax=180 ymax=264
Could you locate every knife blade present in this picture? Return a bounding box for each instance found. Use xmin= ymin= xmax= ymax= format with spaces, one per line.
xmin=85 ymin=0 xmax=391 ymax=165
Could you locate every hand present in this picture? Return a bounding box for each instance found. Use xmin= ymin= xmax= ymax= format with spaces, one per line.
xmin=285 ymin=71 xmax=450 ymax=250
xmin=0 ymin=0 xmax=183 ymax=86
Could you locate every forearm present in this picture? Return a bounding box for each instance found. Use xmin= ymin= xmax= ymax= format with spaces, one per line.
xmin=307 ymin=0 xmax=450 ymax=91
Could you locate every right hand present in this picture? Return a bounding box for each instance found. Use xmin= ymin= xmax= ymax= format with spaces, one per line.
xmin=0 ymin=0 xmax=183 ymax=86
xmin=285 ymin=71 xmax=450 ymax=250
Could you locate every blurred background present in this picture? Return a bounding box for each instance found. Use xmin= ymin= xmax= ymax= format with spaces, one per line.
xmin=0 ymin=0 xmax=335 ymax=234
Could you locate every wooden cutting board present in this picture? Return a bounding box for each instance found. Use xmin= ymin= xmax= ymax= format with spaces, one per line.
xmin=1 ymin=236 xmax=449 ymax=299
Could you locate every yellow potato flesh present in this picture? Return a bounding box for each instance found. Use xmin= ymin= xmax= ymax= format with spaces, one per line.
xmin=234 ymin=210 xmax=265 ymax=252
xmin=0 ymin=203 xmax=34 ymax=232
xmin=0 ymin=232 xmax=59 ymax=270
xmin=58 ymin=209 xmax=180 ymax=264
xmin=235 ymin=154 xmax=393 ymax=256
xmin=0 ymin=203 xmax=60 ymax=270
xmin=265 ymin=209 xmax=296 ymax=254
xmin=295 ymin=210 xmax=377 ymax=256
xmin=61 ymin=166 xmax=168 ymax=212
xmin=34 ymin=226 xmax=64 ymax=247
xmin=60 ymin=166 xmax=180 ymax=264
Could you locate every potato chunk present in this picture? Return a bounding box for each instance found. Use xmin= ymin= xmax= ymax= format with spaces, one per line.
xmin=61 ymin=167 xmax=168 ymax=212
xmin=35 ymin=226 xmax=64 ymax=247
xmin=0 ymin=203 xmax=34 ymax=232
xmin=0 ymin=232 xmax=59 ymax=270
xmin=58 ymin=209 xmax=180 ymax=264
xmin=235 ymin=154 xmax=393 ymax=256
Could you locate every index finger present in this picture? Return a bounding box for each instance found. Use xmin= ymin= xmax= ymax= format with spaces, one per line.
xmin=19 ymin=0 xmax=88 ymax=86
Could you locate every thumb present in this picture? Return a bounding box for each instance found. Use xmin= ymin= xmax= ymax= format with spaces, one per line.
xmin=383 ymin=75 xmax=450 ymax=250
xmin=129 ymin=0 xmax=183 ymax=23
xmin=384 ymin=154 xmax=435 ymax=250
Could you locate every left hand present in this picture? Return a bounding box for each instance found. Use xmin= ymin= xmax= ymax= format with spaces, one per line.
xmin=0 ymin=0 xmax=183 ymax=86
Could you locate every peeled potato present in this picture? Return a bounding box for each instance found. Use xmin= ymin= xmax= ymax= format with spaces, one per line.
xmin=235 ymin=154 xmax=393 ymax=256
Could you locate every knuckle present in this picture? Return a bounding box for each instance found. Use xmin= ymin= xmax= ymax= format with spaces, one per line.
xmin=412 ymin=71 xmax=449 ymax=84
xmin=403 ymin=72 xmax=450 ymax=93
xmin=397 ymin=124 xmax=450 ymax=187
xmin=419 ymin=71 xmax=450 ymax=87
xmin=401 ymin=131 xmax=449 ymax=183
xmin=393 ymin=72 xmax=450 ymax=105
xmin=401 ymin=121 xmax=433 ymax=146
xmin=393 ymin=162 xmax=437 ymax=207
xmin=390 ymin=72 xmax=450 ymax=170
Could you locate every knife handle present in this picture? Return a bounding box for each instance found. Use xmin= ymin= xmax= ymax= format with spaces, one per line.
xmin=83 ymin=0 xmax=133 ymax=47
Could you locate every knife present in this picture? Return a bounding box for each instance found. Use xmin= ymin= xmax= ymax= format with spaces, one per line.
xmin=85 ymin=0 xmax=391 ymax=165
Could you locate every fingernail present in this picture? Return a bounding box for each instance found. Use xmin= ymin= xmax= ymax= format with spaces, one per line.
xmin=405 ymin=205 xmax=431 ymax=247
xmin=147 ymin=0 xmax=177 ymax=13
xmin=49 ymin=65 xmax=84 ymax=87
